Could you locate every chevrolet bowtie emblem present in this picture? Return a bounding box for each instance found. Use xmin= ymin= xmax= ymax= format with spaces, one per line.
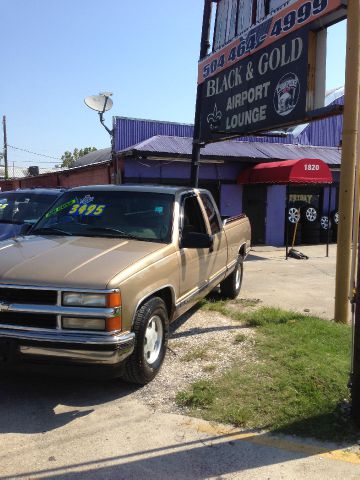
xmin=0 ymin=302 xmax=10 ymax=312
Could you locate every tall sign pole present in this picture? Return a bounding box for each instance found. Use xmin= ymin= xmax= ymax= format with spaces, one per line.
xmin=191 ymin=0 xmax=213 ymax=188
xmin=2 ymin=116 xmax=8 ymax=180
xmin=334 ymin=0 xmax=360 ymax=324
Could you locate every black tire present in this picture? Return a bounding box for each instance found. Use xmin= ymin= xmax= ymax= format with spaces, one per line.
xmin=220 ymin=257 xmax=243 ymax=299
xmin=122 ymin=297 xmax=168 ymax=385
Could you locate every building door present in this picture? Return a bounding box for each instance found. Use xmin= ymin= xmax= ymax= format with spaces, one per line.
xmin=242 ymin=185 xmax=267 ymax=245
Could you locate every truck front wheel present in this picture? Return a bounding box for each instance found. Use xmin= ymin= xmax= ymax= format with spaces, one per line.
xmin=220 ymin=257 xmax=243 ymax=299
xmin=123 ymin=297 xmax=168 ymax=385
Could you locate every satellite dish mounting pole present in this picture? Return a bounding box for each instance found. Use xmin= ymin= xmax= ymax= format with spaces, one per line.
xmin=98 ymin=109 xmax=119 ymax=185
xmin=84 ymin=92 xmax=120 ymax=185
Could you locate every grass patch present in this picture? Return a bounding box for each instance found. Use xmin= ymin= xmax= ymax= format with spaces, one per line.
xmin=176 ymin=381 xmax=215 ymax=408
xmin=182 ymin=346 xmax=211 ymax=362
xmin=177 ymin=307 xmax=358 ymax=442
xmin=234 ymin=333 xmax=247 ymax=344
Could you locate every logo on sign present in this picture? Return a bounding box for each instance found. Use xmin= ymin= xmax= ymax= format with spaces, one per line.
xmin=207 ymin=103 xmax=223 ymax=131
xmin=274 ymin=73 xmax=300 ymax=116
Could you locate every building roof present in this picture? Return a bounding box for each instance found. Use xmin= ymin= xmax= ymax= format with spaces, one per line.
xmin=74 ymin=148 xmax=111 ymax=167
xmin=121 ymin=135 xmax=341 ymax=166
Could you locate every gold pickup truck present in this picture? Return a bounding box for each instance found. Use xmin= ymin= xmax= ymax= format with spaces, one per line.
xmin=0 ymin=185 xmax=251 ymax=383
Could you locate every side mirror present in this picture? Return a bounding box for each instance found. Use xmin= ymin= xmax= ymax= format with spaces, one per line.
xmin=180 ymin=232 xmax=213 ymax=249
xmin=19 ymin=223 xmax=33 ymax=235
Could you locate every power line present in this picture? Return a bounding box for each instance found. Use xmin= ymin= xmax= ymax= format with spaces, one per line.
xmin=7 ymin=144 xmax=61 ymax=161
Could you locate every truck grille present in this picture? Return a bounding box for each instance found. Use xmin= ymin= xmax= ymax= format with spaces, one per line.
xmin=0 ymin=287 xmax=57 ymax=305
xmin=0 ymin=312 xmax=57 ymax=329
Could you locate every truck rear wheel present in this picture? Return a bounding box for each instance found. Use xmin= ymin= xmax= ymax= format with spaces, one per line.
xmin=122 ymin=297 xmax=168 ymax=385
xmin=220 ymin=257 xmax=243 ymax=299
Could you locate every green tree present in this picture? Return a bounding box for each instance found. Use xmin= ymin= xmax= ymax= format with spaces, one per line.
xmin=61 ymin=147 xmax=97 ymax=168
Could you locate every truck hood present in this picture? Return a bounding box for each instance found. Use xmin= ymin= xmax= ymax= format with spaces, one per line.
xmin=0 ymin=235 xmax=166 ymax=289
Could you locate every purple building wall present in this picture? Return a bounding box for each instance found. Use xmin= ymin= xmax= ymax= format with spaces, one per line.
xmin=266 ymin=185 xmax=286 ymax=246
xmin=125 ymin=159 xmax=243 ymax=183
xmin=115 ymin=117 xmax=194 ymax=152
xmin=221 ymin=185 xmax=243 ymax=216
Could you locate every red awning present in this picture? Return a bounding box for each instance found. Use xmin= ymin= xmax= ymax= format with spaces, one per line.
xmin=237 ymin=159 xmax=333 ymax=185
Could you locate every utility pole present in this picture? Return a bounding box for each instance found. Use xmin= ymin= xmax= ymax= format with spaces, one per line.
xmin=334 ymin=0 xmax=360 ymax=324
xmin=2 ymin=116 xmax=8 ymax=180
xmin=190 ymin=0 xmax=213 ymax=187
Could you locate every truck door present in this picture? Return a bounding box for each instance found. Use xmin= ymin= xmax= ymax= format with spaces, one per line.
xmin=199 ymin=192 xmax=228 ymax=286
xmin=178 ymin=194 xmax=211 ymax=302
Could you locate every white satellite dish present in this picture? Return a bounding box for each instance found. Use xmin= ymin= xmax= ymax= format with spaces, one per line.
xmin=84 ymin=94 xmax=113 ymax=113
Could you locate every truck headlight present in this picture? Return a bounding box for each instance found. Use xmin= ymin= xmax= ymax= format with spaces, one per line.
xmin=62 ymin=291 xmax=121 ymax=308
xmin=62 ymin=316 xmax=121 ymax=332
xmin=62 ymin=317 xmax=106 ymax=330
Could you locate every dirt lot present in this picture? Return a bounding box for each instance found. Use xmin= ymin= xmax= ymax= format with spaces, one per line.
xmin=133 ymin=303 xmax=257 ymax=412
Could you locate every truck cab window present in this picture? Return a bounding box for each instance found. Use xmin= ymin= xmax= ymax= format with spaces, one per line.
xmin=182 ymin=196 xmax=207 ymax=235
xmin=200 ymin=193 xmax=221 ymax=235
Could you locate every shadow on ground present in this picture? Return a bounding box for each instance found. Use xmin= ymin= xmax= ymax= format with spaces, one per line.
xmin=0 ymin=372 xmax=137 ymax=434
xmin=2 ymin=428 xmax=356 ymax=480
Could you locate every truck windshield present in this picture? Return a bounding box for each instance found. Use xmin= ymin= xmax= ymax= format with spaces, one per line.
xmin=0 ymin=192 xmax=58 ymax=224
xmin=32 ymin=190 xmax=175 ymax=243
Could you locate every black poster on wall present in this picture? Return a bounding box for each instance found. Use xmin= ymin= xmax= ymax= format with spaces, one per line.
xmin=199 ymin=28 xmax=309 ymax=143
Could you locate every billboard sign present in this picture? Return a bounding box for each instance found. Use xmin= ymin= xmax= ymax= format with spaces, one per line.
xmin=198 ymin=0 xmax=346 ymax=85
xmin=200 ymin=29 xmax=309 ymax=142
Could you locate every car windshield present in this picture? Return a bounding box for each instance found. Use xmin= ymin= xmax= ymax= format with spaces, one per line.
xmin=32 ymin=190 xmax=175 ymax=243
xmin=0 ymin=192 xmax=59 ymax=224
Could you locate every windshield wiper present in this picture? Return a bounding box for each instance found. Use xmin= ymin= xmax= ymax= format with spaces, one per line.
xmin=85 ymin=226 xmax=142 ymax=240
xmin=30 ymin=226 xmax=73 ymax=236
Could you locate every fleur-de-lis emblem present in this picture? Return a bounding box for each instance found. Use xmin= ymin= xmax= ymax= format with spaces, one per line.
xmin=207 ymin=104 xmax=222 ymax=130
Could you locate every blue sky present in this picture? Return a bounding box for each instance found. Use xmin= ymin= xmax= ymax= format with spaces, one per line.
xmin=1 ymin=1 xmax=346 ymax=168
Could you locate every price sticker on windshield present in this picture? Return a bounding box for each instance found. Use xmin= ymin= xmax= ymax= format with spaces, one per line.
xmin=69 ymin=203 xmax=106 ymax=217
xmin=0 ymin=203 xmax=8 ymax=210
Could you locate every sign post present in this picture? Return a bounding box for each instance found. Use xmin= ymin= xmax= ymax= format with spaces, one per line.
xmin=191 ymin=0 xmax=213 ymax=188
xmin=335 ymin=0 xmax=360 ymax=325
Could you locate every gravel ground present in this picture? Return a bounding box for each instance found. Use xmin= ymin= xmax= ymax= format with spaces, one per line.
xmin=133 ymin=301 xmax=257 ymax=413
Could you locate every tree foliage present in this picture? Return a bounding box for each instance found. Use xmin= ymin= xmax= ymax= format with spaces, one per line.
xmin=61 ymin=147 xmax=97 ymax=168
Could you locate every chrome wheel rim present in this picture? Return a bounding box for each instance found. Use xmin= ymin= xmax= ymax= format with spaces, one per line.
xmin=288 ymin=208 xmax=300 ymax=224
xmin=144 ymin=315 xmax=163 ymax=365
xmin=320 ymin=216 xmax=330 ymax=230
xmin=306 ymin=207 xmax=317 ymax=222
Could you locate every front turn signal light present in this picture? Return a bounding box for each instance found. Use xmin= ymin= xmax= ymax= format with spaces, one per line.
xmin=106 ymin=316 xmax=122 ymax=332
xmin=107 ymin=291 xmax=121 ymax=308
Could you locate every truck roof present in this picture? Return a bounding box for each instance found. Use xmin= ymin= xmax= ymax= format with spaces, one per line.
xmin=0 ymin=188 xmax=64 ymax=195
xmin=69 ymin=184 xmax=195 ymax=195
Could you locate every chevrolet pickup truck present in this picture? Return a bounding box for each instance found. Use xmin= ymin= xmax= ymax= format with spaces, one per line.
xmin=0 ymin=185 xmax=251 ymax=384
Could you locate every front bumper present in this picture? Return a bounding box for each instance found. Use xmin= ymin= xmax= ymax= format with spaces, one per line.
xmin=0 ymin=328 xmax=135 ymax=367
